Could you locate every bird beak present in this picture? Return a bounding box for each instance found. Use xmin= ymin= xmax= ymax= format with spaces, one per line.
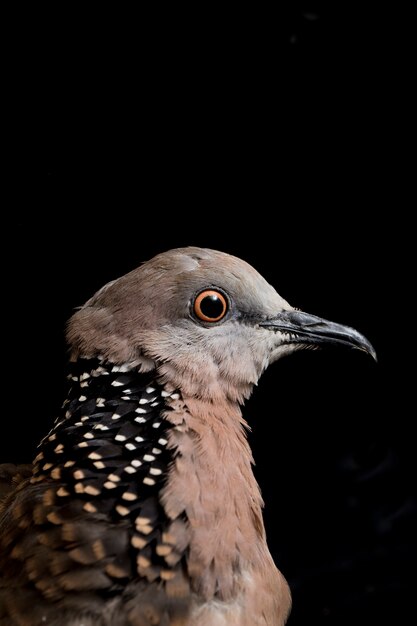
xmin=260 ymin=310 xmax=377 ymax=361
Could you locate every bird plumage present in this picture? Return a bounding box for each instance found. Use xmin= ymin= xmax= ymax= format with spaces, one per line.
xmin=0 ymin=247 xmax=375 ymax=625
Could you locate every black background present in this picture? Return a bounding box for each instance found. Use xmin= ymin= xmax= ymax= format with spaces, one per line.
xmin=4 ymin=4 xmax=415 ymax=624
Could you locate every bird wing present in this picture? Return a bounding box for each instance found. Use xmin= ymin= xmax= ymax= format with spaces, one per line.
xmin=0 ymin=463 xmax=32 ymax=502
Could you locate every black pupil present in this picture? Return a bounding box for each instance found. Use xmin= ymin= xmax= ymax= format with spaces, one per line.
xmin=200 ymin=295 xmax=225 ymax=319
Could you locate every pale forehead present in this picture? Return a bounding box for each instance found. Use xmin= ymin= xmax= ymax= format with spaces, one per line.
xmin=149 ymin=247 xmax=262 ymax=276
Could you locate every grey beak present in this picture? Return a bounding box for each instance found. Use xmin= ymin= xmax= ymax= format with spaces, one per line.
xmin=260 ymin=310 xmax=377 ymax=361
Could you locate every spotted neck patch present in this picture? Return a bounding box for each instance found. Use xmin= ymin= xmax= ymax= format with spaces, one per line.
xmin=33 ymin=358 xmax=174 ymax=493
xmin=30 ymin=358 xmax=186 ymax=586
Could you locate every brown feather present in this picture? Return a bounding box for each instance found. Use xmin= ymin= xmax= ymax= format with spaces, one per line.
xmin=3 ymin=247 xmax=346 ymax=625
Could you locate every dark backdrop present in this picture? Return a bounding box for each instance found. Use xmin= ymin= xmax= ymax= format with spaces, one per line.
xmin=5 ymin=4 xmax=414 ymax=625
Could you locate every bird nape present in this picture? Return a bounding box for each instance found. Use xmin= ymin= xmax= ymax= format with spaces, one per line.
xmin=0 ymin=247 xmax=376 ymax=626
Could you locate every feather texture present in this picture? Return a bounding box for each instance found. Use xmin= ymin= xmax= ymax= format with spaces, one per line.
xmin=1 ymin=247 xmax=375 ymax=625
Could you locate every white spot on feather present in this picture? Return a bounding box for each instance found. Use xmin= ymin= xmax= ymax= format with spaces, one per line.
xmin=116 ymin=505 xmax=130 ymax=516
xmin=122 ymin=491 xmax=137 ymax=501
xmin=88 ymin=452 xmax=102 ymax=460
xmin=83 ymin=502 xmax=98 ymax=513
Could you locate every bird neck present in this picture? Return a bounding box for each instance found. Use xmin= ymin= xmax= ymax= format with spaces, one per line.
xmin=31 ymin=358 xmax=268 ymax=602
xmin=161 ymin=389 xmax=268 ymax=600
xmin=32 ymin=358 xmax=175 ymax=521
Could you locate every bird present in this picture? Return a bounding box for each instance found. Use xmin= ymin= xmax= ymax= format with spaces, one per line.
xmin=0 ymin=246 xmax=376 ymax=626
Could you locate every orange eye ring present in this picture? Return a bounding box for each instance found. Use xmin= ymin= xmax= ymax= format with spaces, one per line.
xmin=193 ymin=289 xmax=229 ymax=323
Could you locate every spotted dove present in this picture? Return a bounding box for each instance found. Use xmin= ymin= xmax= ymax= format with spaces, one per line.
xmin=0 ymin=247 xmax=376 ymax=625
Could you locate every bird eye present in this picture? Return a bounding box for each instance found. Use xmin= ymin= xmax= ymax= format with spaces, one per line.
xmin=193 ymin=289 xmax=229 ymax=323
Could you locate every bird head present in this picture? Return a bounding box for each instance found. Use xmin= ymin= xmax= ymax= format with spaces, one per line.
xmin=66 ymin=247 xmax=376 ymax=404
